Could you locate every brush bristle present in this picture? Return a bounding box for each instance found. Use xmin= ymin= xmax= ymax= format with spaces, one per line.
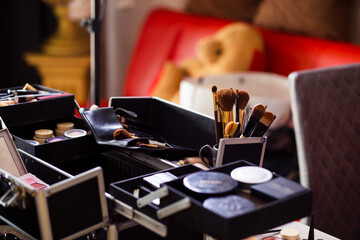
xmin=225 ymin=121 xmax=239 ymax=136
xmin=212 ymin=85 xmax=217 ymax=93
xmin=113 ymin=128 xmax=132 ymax=140
xmin=237 ymin=91 xmax=250 ymax=110
xmin=217 ymin=89 xmax=237 ymax=111
xmin=251 ymin=104 xmax=266 ymax=120
xmin=259 ymin=112 xmax=276 ymax=126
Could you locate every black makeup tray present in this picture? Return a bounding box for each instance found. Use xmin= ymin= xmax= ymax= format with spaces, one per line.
xmin=0 ymin=84 xmax=74 ymax=128
xmin=110 ymin=160 xmax=312 ymax=240
xmin=9 ymin=116 xmax=101 ymax=164
xmin=0 ymin=149 xmax=108 ymax=240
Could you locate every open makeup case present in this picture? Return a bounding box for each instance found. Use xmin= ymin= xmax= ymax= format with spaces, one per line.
xmin=0 ymin=87 xmax=312 ymax=239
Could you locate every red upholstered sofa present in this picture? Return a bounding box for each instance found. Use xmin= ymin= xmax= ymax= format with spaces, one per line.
xmin=123 ymin=8 xmax=360 ymax=97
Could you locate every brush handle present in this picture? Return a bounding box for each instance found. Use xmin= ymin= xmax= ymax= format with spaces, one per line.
xmin=242 ymin=115 xmax=260 ymax=137
xmin=249 ymin=122 xmax=268 ymax=137
xmin=222 ymin=111 xmax=231 ymax=138
xmin=214 ymin=110 xmax=221 ymax=145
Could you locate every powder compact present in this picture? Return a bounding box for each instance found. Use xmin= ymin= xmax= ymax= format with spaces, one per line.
xmin=183 ymin=171 xmax=237 ymax=195
xmin=203 ymin=195 xmax=255 ymax=218
xmin=45 ymin=136 xmax=67 ymax=143
xmin=230 ymin=166 xmax=273 ymax=191
xmin=64 ymin=129 xmax=87 ymax=138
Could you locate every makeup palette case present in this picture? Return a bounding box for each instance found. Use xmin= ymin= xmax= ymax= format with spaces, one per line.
xmin=0 ymin=85 xmax=102 ymax=164
xmin=0 ymin=128 xmax=108 ymax=240
xmin=109 ymin=160 xmax=312 ymax=240
xmin=80 ymin=97 xmax=216 ymax=160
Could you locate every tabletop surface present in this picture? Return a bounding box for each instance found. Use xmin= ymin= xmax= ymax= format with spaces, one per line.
xmin=255 ymin=221 xmax=340 ymax=240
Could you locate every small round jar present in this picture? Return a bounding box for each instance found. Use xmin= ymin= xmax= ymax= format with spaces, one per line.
xmin=55 ymin=122 xmax=74 ymax=136
xmin=230 ymin=166 xmax=273 ymax=192
xmin=25 ymin=140 xmax=40 ymax=145
xmin=64 ymin=129 xmax=87 ymax=138
xmin=34 ymin=129 xmax=53 ymax=139
xmin=45 ymin=136 xmax=67 ymax=143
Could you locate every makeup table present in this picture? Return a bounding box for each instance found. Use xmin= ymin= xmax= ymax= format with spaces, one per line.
xmin=254 ymin=221 xmax=340 ymax=240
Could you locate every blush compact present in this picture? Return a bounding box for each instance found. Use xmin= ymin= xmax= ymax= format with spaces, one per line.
xmin=203 ymin=195 xmax=255 ymax=218
xmin=183 ymin=171 xmax=237 ymax=195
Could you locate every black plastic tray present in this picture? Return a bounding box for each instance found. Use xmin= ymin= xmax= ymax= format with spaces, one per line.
xmin=163 ymin=160 xmax=312 ymax=240
xmin=10 ymin=116 xmax=101 ymax=164
xmin=0 ymin=84 xmax=74 ymax=127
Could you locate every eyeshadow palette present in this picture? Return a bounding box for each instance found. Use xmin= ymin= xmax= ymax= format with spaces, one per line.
xmin=183 ymin=171 xmax=237 ymax=195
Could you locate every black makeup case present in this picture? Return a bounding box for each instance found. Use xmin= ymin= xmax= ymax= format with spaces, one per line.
xmin=0 ymin=85 xmax=102 ymax=164
xmin=0 ymin=84 xmax=74 ymax=128
xmin=80 ymin=97 xmax=216 ymax=161
xmin=109 ymin=160 xmax=312 ymax=240
xmin=0 ymin=149 xmax=108 ymax=240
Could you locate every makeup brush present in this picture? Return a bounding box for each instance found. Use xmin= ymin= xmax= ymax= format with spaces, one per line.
xmin=217 ymin=89 xmax=237 ymax=138
xmin=212 ymin=86 xmax=222 ymax=144
xmin=250 ymin=111 xmax=276 ymax=137
xmin=113 ymin=128 xmax=133 ymax=140
xmin=225 ymin=121 xmax=240 ymax=138
xmin=241 ymin=103 xmax=266 ymax=138
xmin=237 ymin=90 xmax=250 ymax=133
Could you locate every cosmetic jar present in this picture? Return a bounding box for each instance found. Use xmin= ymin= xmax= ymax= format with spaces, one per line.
xmin=64 ymin=129 xmax=87 ymax=138
xmin=230 ymin=166 xmax=272 ymax=192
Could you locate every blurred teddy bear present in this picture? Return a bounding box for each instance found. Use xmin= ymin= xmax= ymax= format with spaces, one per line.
xmin=149 ymin=22 xmax=266 ymax=103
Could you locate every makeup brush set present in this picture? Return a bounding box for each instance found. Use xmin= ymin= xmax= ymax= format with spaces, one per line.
xmin=110 ymin=159 xmax=312 ymax=240
xmin=212 ymin=86 xmax=276 ymax=144
xmin=79 ymin=97 xmax=216 ymax=160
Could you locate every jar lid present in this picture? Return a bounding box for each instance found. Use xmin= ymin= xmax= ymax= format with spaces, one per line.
xmin=34 ymin=129 xmax=53 ymax=139
xmin=56 ymin=122 xmax=74 ymax=131
xmin=64 ymin=129 xmax=87 ymax=138
xmin=230 ymin=166 xmax=273 ymax=185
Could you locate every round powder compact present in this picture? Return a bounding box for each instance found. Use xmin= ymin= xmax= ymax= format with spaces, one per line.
xmin=45 ymin=136 xmax=67 ymax=143
xmin=25 ymin=140 xmax=39 ymax=145
xmin=230 ymin=166 xmax=273 ymax=191
xmin=183 ymin=171 xmax=237 ymax=195
xmin=203 ymin=195 xmax=255 ymax=218
xmin=64 ymin=129 xmax=87 ymax=138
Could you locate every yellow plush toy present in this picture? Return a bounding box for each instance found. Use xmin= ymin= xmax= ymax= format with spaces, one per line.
xmin=149 ymin=22 xmax=265 ymax=103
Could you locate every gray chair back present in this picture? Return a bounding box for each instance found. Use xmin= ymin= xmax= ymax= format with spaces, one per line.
xmin=289 ymin=63 xmax=360 ymax=240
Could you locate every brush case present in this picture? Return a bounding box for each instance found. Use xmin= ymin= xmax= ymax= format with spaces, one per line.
xmin=81 ymin=97 xmax=216 ymax=159
xmin=0 ymin=85 xmax=74 ymax=128
xmin=0 ymin=149 xmax=108 ymax=240
xmin=110 ymin=160 xmax=312 ymax=240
